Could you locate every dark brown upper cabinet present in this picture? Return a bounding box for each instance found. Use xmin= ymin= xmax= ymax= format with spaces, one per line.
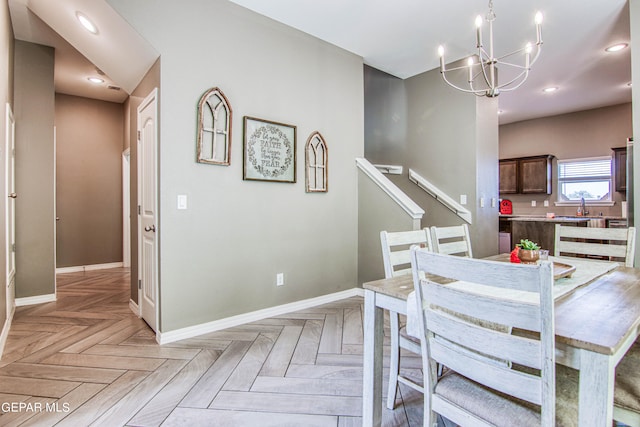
xmin=499 ymin=155 xmax=554 ymax=195
xmin=612 ymin=147 xmax=626 ymax=193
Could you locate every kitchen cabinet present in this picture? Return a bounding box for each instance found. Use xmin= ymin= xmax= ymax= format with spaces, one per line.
xmin=499 ymin=160 xmax=518 ymax=194
xmin=612 ymin=146 xmax=626 ymax=192
xmin=499 ymin=155 xmax=554 ymax=195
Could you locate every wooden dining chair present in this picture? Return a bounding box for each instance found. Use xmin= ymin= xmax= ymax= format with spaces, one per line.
xmin=554 ymin=224 xmax=636 ymax=267
xmin=380 ymin=229 xmax=432 ymax=409
xmin=614 ymin=339 xmax=640 ymax=427
xmin=430 ymin=224 xmax=473 ymax=257
xmin=410 ymin=249 xmax=579 ymax=426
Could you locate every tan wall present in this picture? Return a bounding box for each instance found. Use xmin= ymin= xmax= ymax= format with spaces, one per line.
xmin=14 ymin=41 xmax=55 ymax=298
xmin=499 ymin=103 xmax=632 ymax=217
xmin=55 ymin=94 xmax=124 ymax=268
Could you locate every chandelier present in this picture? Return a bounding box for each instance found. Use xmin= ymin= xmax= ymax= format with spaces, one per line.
xmin=437 ymin=1 xmax=543 ymax=97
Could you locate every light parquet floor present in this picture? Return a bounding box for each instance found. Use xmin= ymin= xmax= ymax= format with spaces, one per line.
xmin=0 ymin=268 xmax=424 ymax=426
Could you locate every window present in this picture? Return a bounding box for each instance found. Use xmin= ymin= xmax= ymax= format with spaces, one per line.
xmin=557 ymin=157 xmax=612 ymax=203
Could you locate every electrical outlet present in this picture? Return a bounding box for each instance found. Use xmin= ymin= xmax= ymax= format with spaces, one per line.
xmin=276 ymin=273 xmax=284 ymax=286
xmin=544 ymin=200 xmax=549 ymax=207
xmin=480 ymin=197 xmax=485 ymax=208
xmin=531 ymin=200 xmax=537 ymax=207
xmin=491 ymin=198 xmax=497 ymax=208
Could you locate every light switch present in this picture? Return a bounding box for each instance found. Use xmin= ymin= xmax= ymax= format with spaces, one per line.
xmin=480 ymin=197 xmax=485 ymax=208
xmin=460 ymin=194 xmax=467 ymax=205
xmin=531 ymin=200 xmax=537 ymax=207
xmin=544 ymin=200 xmax=549 ymax=207
xmin=177 ymin=194 xmax=188 ymax=210
xmin=491 ymin=198 xmax=497 ymax=208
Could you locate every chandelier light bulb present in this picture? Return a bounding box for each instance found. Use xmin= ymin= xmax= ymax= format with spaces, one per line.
xmin=438 ymin=45 xmax=444 ymax=57
xmin=535 ymin=12 xmax=543 ymax=25
xmin=475 ymin=15 xmax=483 ymax=28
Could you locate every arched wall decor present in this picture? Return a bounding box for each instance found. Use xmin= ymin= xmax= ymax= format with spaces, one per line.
xmin=305 ymin=131 xmax=328 ymax=192
xmin=196 ymin=87 xmax=232 ymax=165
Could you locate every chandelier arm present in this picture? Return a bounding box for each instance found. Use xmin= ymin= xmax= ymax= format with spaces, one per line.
xmin=441 ymin=72 xmax=486 ymax=95
xmin=528 ymin=47 xmax=543 ymax=67
xmin=442 ymin=63 xmax=477 ymax=73
xmin=478 ymin=62 xmax=495 ymax=91
xmin=493 ymin=42 xmax=542 ymax=64
xmin=497 ymin=69 xmax=530 ymax=92
xmin=496 ymin=61 xmax=529 ymax=70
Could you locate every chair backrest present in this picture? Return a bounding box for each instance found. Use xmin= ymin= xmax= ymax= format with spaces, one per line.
xmin=430 ymin=224 xmax=473 ymax=257
xmin=554 ymin=224 xmax=636 ymax=267
xmin=380 ymin=229 xmax=432 ymax=278
xmin=410 ymin=249 xmax=556 ymax=425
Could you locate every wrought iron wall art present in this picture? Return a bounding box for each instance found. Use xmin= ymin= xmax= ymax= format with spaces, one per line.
xmin=243 ymin=116 xmax=296 ymax=183
xmin=305 ymin=131 xmax=328 ymax=192
xmin=196 ymin=87 xmax=232 ymax=165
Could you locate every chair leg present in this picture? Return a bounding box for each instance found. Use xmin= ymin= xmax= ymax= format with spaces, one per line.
xmin=387 ymin=310 xmax=400 ymax=410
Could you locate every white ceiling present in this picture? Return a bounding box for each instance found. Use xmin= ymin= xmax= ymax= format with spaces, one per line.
xmin=228 ymin=0 xmax=632 ymax=124
xmin=8 ymin=0 xmax=632 ymax=124
xmin=8 ymin=0 xmax=158 ymax=104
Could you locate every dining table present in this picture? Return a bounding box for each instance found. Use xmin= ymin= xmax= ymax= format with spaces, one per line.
xmin=362 ymin=254 xmax=640 ymax=427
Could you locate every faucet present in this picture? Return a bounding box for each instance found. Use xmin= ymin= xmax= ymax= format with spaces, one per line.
xmin=579 ymin=197 xmax=589 ymax=216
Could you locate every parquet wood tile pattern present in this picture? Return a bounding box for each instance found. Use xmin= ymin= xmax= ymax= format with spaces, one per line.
xmin=0 ymin=268 xmax=423 ymax=426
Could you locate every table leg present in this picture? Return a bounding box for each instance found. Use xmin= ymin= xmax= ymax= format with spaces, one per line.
xmin=363 ymin=289 xmax=384 ymax=427
xmin=578 ymin=350 xmax=615 ymax=426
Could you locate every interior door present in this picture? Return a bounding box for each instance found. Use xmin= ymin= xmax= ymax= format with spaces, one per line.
xmin=5 ymin=103 xmax=15 ymax=320
xmin=138 ymin=89 xmax=158 ymax=332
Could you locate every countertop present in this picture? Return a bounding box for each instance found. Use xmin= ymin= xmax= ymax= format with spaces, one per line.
xmin=499 ymin=215 xmax=626 ymax=221
xmin=507 ymin=216 xmax=590 ymax=223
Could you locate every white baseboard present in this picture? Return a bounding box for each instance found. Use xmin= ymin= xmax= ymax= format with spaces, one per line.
xmin=15 ymin=293 xmax=57 ymax=307
xmin=158 ymin=287 xmax=365 ymax=345
xmin=56 ymin=262 xmax=124 ymax=274
xmin=0 ymin=310 xmax=13 ymax=360
xmin=129 ymin=299 xmax=140 ymax=317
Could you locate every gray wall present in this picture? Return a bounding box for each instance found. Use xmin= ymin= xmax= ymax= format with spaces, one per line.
xmin=0 ymin=0 xmax=14 ymax=334
xmin=357 ymin=169 xmax=418 ymax=286
xmin=500 ymin=103 xmax=632 ymax=217
xmin=108 ymin=0 xmax=364 ymax=332
xmin=125 ymin=59 xmax=160 ymax=304
xmin=364 ymin=65 xmax=499 ymax=258
xmin=55 ymin=94 xmax=124 ymax=268
xmin=14 ymin=41 xmax=55 ymax=298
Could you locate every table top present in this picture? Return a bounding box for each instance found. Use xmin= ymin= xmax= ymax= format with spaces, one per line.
xmin=363 ymin=261 xmax=640 ymax=356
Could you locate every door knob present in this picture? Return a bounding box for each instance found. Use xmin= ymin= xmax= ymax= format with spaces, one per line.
xmin=8 ymin=193 xmax=16 ymax=199
xmin=144 ymin=225 xmax=156 ymax=232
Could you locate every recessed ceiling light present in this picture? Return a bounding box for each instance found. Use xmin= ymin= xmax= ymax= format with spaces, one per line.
xmin=76 ymin=12 xmax=98 ymax=34
xmin=605 ymin=43 xmax=628 ymax=53
xmin=88 ymin=77 xmax=104 ymax=84
xmin=542 ymin=86 xmax=558 ymax=93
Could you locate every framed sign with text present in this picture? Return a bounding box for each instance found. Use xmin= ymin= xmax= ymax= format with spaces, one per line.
xmin=243 ymin=116 xmax=296 ymax=183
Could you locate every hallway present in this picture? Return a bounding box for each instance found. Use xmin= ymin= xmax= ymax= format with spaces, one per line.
xmin=0 ymin=269 xmax=422 ymax=426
